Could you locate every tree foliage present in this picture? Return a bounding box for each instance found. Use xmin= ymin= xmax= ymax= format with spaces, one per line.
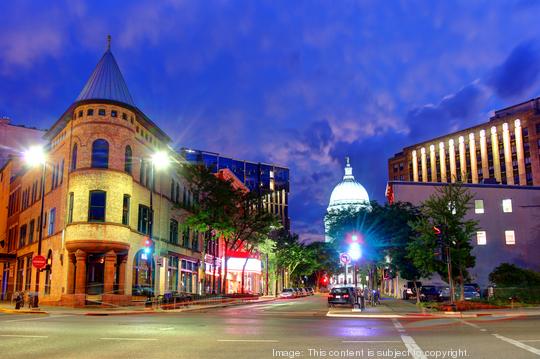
xmin=409 ymin=182 xmax=479 ymax=300
xmin=489 ymin=263 xmax=540 ymax=287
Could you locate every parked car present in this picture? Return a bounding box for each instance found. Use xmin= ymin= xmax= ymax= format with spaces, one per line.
xmin=465 ymin=283 xmax=481 ymax=297
xmin=279 ymin=288 xmax=295 ymax=299
xmin=438 ymin=286 xmax=450 ymax=301
xmin=419 ymin=285 xmax=440 ymax=302
xmin=299 ymin=288 xmax=308 ymax=297
xmin=328 ymin=286 xmax=356 ymax=308
xmin=463 ymin=285 xmax=481 ymax=300
xmin=294 ymin=288 xmax=304 ymax=297
xmin=403 ymin=281 xmax=422 ymax=300
xmin=306 ymin=287 xmax=315 ymax=295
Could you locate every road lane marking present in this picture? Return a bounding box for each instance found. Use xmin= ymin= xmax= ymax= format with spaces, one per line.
xmin=0 ymin=334 xmax=48 ymax=338
xmin=392 ymin=319 xmax=427 ymax=359
xmin=4 ymin=314 xmax=74 ymax=323
xmin=342 ymin=340 xmax=401 ymax=343
xmin=217 ymin=339 xmax=279 ymax=343
xmin=100 ymin=338 xmax=158 ymax=341
xmin=159 ymin=327 xmax=175 ymax=331
xmin=460 ymin=320 xmax=481 ymax=329
xmin=391 ymin=318 xmax=405 ymax=332
xmin=520 ymin=340 xmax=540 ymax=342
xmin=493 ymin=334 xmax=540 ymax=355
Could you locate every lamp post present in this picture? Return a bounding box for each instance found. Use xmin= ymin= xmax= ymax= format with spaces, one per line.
xmin=147 ymin=151 xmax=169 ymax=303
xmin=348 ymin=242 xmax=361 ymax=289
xmin=24 ymin=146 xmax=47 ymax=308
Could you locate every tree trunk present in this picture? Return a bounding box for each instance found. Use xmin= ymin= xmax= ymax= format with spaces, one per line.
xmin=459 ymin=268 xmax=465 ymax=301
xmin=240 ymin=257 xmax=248 ymax=294
xmin=413 ymin=280 xmax=420 ymax=305
xmin=222 ymin=252 xmax=228 ymax=295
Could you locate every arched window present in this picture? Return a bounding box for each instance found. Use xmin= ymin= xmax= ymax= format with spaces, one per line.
xmin=71 ymin=144 xmax=78 ymax=171
xmin=91 ymin=139 xmax=109 ymax=168
xmin=124 ymin=145 xmax=133 ymax=174
xmin=132 ymin=250 xmax=155 ymax=296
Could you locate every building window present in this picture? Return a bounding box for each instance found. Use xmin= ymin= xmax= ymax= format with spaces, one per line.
xmin=78 ymin=110 xmax=83 ymax=118
xmin=124 ymin=146 xmax=133 ymax=174
xmin=68 ymin=192 xmax=74 ymax=224
xmin=169 ymin=219 xmax=178 ymax=244
xmin=476 ymin=231 xmax=486 ymax=245
xmin=98 ymin=109 xmax=106 ymax=116
xmin=137 ymin=205 xmax=152 ymax=235
xmin=88 ymin=191 xmax=106 ymax=222
xmin=122 ymin=195 xmax=130 ymax=225
xmin=28 ymin=220 xmax=34 ymax=244
xmin=19 ymin=225 xmax=27 ymax=248
xmin=87 ymin=109 xmax=94 ymax=116
xmin=91 ymin=139 xmax=109 ymax=168
xmin=122 ymin=113 xmax=127 ymax=120
xmin=505 ymin=230 xmax=516 ymax=245
xmin=111 ymin=110 xmax=118 ymax=117
xmin=16 ymin=257 xmax=24 ymax=291
xmin=167 ymin=256 xmax=179 ymax=291
xmin=44 ymin=250 xmax=53 ymax=295
xmin=71 ymin=144 xmax=78 ymax=171
xmin=140 ymin=160 xmax=146 ymax=185
xmin=25 ymin=256 xmax=32 ymax=290
xmin=182 ymin=226 xmax=190 ymax=248
xmin=474 ymin=200 xmax=484 ymax=214
xmin=502 ymin=199 xmax=512 ymax=213
xmin=48 ymin=208 xmax=56 ymax=236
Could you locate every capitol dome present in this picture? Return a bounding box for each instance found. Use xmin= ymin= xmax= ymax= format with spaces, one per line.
xmin=327 ymin=157 xmax=370 ymax=211
xmin=325 ymin=157 xmax=370 ymax=242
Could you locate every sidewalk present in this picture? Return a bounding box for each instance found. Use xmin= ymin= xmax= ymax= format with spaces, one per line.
xmin=0 ymin=296 xmax=277 ymax=316
xmin=326 ymin=297 xmax=540 ymax=319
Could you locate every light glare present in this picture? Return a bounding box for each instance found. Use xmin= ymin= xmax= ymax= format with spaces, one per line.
xmin=23 ymin=146 xmax=46 ymax=167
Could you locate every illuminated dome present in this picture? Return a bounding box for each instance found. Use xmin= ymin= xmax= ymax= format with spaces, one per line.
xmin=325 ymin=157 xmax=370 ymax=242
xmin=327 ymin=157 xmax=370 ymax=211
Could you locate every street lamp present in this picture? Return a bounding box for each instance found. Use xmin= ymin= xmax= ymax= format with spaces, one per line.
xmin=348 ymin=242 xmax=361 ymax=290
xmin=147 ymin=151 xmax=170 ymax=303
xmin=23 ymin=146 xmax=47 ymax=308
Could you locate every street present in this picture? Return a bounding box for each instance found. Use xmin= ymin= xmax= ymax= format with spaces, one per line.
xmin=1 ymin=295 xmax=540 ymax=358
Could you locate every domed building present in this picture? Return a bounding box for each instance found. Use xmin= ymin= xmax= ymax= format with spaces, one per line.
xmin=324 ymin=157 xmax=370 ymax=242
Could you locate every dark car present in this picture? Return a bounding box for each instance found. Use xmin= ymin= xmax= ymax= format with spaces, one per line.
xmin=328 ymin=287 xmax=356 ymax=307
xmin=419 ymin=285 xmax=439 ymax=302
xmin=465 ymin=283 xmax=481 ymax=297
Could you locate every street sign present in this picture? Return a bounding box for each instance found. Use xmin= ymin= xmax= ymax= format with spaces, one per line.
xmin=340 ymin=253 xmax=351 ymax=265
xmin=32 ymin=255 xmax=47 ymax=269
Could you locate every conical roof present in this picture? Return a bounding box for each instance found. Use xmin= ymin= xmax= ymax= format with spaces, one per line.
xmin=75 ymin=37 xmax=135 ymax=107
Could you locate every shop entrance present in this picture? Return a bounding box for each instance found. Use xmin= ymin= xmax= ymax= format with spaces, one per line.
xmin=86 ymin=254 xmax=105 ymax=295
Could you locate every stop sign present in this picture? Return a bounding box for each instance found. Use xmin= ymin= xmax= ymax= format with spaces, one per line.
xmin=32 ymin=255 xmax=47 ymax=269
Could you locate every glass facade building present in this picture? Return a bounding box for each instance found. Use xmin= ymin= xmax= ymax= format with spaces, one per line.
xmin=180 ymin=148 xmax=290 ymax=229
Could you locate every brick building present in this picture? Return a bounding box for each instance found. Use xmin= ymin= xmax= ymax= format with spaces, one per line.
xmin=388 ymin=99 xmax=540 ymax=186
xmin=0 ymin=41 xmax=210 ymax=306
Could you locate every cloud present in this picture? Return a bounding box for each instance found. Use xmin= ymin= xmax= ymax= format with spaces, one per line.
xmin=404 ymin=81 xmax=490 ymax=142
xmin=487 ymin=40 xmax=540 ymax=100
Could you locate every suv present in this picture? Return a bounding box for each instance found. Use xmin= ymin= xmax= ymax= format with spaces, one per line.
xmin=328 ymin=287 xmax=356 ymax=308
xmin=419 ymin=285 xmax=439 ymax=302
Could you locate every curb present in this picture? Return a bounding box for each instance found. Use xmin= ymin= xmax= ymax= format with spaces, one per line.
xmin=85 ymin=310 xmax=155 ymax=316
xmin=326 ymin=311 xmax=540 ymax=319
xmin=0 ymin=308 xmax=48 ymax=315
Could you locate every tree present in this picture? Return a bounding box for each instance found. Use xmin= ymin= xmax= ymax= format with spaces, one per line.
xmin=180 ymin=164 xmax=277 ymax=294
xmin=489 ymin=263 xmax=540 ymax=287
xmin=409 ymin=182 xmax=479 ymax=301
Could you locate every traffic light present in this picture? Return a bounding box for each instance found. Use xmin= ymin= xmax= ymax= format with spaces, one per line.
xmin=142 ymin=237 xmax=154 ymax=255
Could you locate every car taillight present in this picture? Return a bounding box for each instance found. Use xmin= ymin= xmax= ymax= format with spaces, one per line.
xmin=343 ymin=294 xmax=349 ymax=298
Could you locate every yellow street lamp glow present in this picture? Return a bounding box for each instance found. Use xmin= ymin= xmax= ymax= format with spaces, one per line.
xmin=151 ymin=151 xmax=169 ymax=170
xmin=23 ymin=146 xmax=46 ymax=167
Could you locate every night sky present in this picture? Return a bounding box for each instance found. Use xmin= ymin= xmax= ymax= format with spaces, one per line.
xmin=2 ymin=1 xmax=540 ymax=242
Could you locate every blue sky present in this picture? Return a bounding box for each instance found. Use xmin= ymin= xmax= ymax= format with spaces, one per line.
xmin=2 ymin=0 xmax=540 ymax=241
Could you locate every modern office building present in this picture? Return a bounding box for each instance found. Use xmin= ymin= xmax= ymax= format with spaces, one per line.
xmin=180 ymin=148 xmax=290 ymax=230
xmin=388 ymin=98 xmax=540 ymax=186
xmin=385 ymin=181 xmax=540 ymax=288
xmin=0 ymin=39 xmax=263 ymax=306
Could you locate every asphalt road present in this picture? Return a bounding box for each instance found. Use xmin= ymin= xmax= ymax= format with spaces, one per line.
xmin=1 ymin=295 xmax=539 ymax=359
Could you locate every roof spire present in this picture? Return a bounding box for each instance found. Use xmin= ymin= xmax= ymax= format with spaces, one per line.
xmin=107 ymin=35 xmax=111 ymax=51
